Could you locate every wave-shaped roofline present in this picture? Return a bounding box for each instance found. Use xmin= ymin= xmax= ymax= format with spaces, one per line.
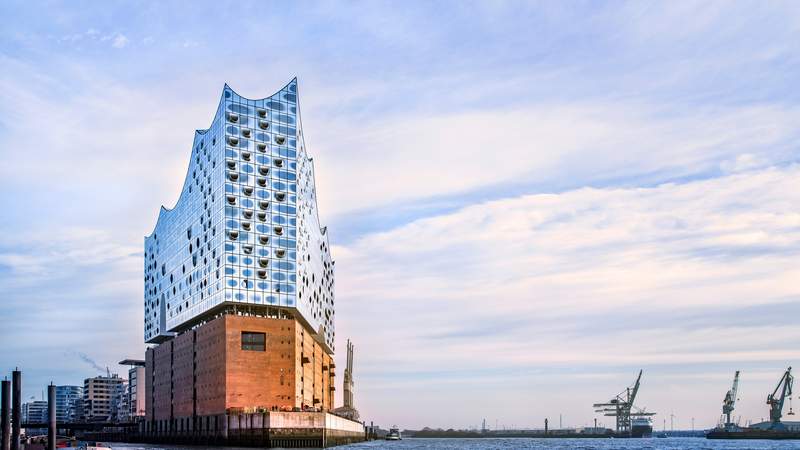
xmin=145 ymin=78 xmax=299 ymax=240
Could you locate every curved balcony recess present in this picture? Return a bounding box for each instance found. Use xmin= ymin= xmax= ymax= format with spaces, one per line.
xmin=243 ymin=245 xmax=254 ymax=254
xmin=241 ymin=222 xmax=252 ymax=231
xmin=242 ymin=187 xmax=254 ymax=196
xmin=257 ymin=143 xmax=267 ymax=152
xmin=228 ymin=230 xmax=239 ymax=240
xmin=257 ymin=177 xmax=267 ymax=187
xmin=242 ymin=151 xmax=251 ymax=161
xmin=241 ymin=128 xmax=252 ymax=138
xmin=259 ymin=201 xmax=270 ymax=210
xmin=274 ymin=136 xmax=286 ymax=145
xmin=276 ymin=249 xmax=286 ymax=258
xmin=227 ymin=112 xmax=239 ymax=123
xmin=256 ymin=108 xmax=267 ymax=118
xmin=275 ymin=192 xmax=286 ymax=201
xmin=258 ymin=258 xmax=269 ymax=268
xmin=228 ymin=172 xmax=239 ymax=182
xmin=258 ymin=166 xmax=269 ymax=175
xmin=258 ymin=120 xmax=270 ymax=130
xmin=257 ymin=269 xmax=268 ymax=279
xmin=226 ymin=160 xmax=236 ymax=170
xmin=274 ymin=158 xmax=284 ymax=168
xmin=258 ymin=235 xmax=269 ymax=245
xmin=227 ymin=136 xmax=239 ymax=146
xmin=242 ymin=210 xmax=253 ymax=219
xmin=257 ymin=212 xmax=267 ymax=221
xmin=274 ymin=226 xmax=284 ymax=235
xmin=226 ymin=195 xmax=236 ymax=205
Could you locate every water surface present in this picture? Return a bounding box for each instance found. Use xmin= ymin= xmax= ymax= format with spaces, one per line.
xmin=112 ymin=438 xmax=800 ymax=450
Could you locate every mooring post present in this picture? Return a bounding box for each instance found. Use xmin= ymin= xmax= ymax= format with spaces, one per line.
xmin=2 ymin=379 xmax=10 ymax=450
xmin=11 ymin=370 xmax=20 ymax=450
xmin=47 ymin=383 xmax=56 ymax=450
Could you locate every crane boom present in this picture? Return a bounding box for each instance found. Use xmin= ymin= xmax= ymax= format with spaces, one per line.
xmin=592 ymin=370 xmax=652 ymax=434
xmin=629 ymin=370 xmax=643 ymax=407
xmin=767 ymin=366 xmax=793 ymax=429
xmin=722 ymin=370 xmax=740 ymax=428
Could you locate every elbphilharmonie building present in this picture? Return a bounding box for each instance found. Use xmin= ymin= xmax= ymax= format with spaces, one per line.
xmin=143 ymin=79 xmax=337 ymax=421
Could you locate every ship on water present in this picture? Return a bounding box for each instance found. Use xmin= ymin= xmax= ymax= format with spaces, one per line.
xmin=593 ymin=369 xmax=656 ymax=438
xmin=707 ymin=367 xmax=800 ymax=440
xmin=630 ymin=417 xmax=653 ymax=438
xmin=386 ymin=426 xmax=402 ymax=440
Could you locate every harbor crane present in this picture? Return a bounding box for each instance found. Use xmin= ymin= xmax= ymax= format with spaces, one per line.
xmin=722 ymin=370 xmax=740 ymax=429
xmin=593 ymin=369 xmax=655 ymax=435
xmin=767 ymin=366 xmax=794 ymax=430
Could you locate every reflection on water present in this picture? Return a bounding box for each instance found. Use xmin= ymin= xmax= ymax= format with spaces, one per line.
xmin=110 ymin=437 xmax=800 ymax=450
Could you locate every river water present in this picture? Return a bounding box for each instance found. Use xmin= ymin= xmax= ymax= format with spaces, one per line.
xmin=111 ymin=438 xmax=800 ymax=449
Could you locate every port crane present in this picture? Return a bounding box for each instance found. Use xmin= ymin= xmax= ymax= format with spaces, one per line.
xmin=767 ymin=366 xmax=794 ymax=429
xmin=593 ymin=370 xmax=655 ymax=435
xmin=722 ymin=370 xmax=740 ymax=429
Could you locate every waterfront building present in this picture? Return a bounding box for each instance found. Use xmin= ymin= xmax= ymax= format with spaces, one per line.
xmin=55 ymin=385 xmax=83 ymax=422
xmin=83 ymin=374 xmax=127 ymax=422
xmin=144 ymin=79 xmax=336 ymax=429
xmin=119 ymin=359 xmax=146 ymax=419
xmin=22 ymin=400 xmax=48 ymax=435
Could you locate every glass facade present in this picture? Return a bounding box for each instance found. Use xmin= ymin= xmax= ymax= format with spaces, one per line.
xmin=144 ymin=79 xmax=335 ymax=350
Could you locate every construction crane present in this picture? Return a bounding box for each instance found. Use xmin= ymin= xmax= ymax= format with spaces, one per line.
xmin=722 ymin=370 xmax=740 ymax=429
xmin=593 ymin=370 xmax=655 ymax=435
xmin=767 ymin=366 xmax=794 ymax=429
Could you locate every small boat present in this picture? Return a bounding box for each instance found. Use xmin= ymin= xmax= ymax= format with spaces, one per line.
xmin=386 ymin=426 xmax=402 ymax=440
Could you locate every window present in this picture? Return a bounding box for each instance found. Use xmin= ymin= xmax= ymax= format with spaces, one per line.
xmin=241 ymin=332 xmax=266 ymax=351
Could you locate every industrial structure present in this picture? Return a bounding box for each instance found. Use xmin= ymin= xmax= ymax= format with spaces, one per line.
xmin=332 ymin=340 xmax=359 ymax=421
xmin=708 ymin=366 xmax=800 ymax=439
xmin=767 ymin=366 xmax=794 ymax=429
xmin=593 ymin=370 xmax=655 ymax=437
xmin=721 ymin=370 xmax=740 ymax=429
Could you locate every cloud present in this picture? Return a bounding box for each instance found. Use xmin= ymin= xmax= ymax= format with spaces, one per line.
xmin=309 ymin=102 xmax=800 ymax=221
xmin=333 ymin=165 xmax=800 ymax=426
xmin=111 ymin=34 xmax=129 ymax=49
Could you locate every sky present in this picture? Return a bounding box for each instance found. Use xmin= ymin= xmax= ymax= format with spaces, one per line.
xmin=1 ymin=0 xmax=800 ymax=431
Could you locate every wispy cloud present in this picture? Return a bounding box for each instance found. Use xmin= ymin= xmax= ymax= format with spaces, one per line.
xmin=1 ymin=0 xmax=800 ymax=430
xmin=335 ymin=165 xmax=800 ymax=426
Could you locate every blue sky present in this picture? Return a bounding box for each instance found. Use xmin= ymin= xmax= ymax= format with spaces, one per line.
xmin=2 ymin=0 xmax=800 ymax=430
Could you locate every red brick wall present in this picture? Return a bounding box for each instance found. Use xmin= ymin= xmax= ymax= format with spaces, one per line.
xmin=195 ymin=316 xmax=226 ymax=416
xmin=224 ymin=315 xmax=296 ymax=412
xmin=172 ymin=331 xmax=195 ymax=417
xmin=151 ymin=340 xmax=173 ymax=421
xmin=145 ymin=348 xmax=154 ymax=421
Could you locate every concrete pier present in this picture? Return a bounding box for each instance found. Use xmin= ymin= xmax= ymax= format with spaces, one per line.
xmin=2 ymin=380 xmax=10 ymax=450
xmin=11 ymin=371 xmax=20 ymax=450
xmin=87 ymin=411 xmax=365 ymax=448
xmin=47 ymin=384 xmax=55 ymax=450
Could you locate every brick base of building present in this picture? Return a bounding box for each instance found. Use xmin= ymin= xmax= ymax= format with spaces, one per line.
xmin=145 ymin=310 xmax=336 ymax=421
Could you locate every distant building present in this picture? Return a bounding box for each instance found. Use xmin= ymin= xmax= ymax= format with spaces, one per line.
xmin=144 ymin=80 xmax=336 ymax=430
xmin=120 ymin=359 xmax=146 ymax=419
xmin=83 ymin=374 xmax=127 ymax=422
xmin=55 ymin=385 xmax=83 ymax=422
xmin=22 ymin=400 xmax=48 ymax=435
